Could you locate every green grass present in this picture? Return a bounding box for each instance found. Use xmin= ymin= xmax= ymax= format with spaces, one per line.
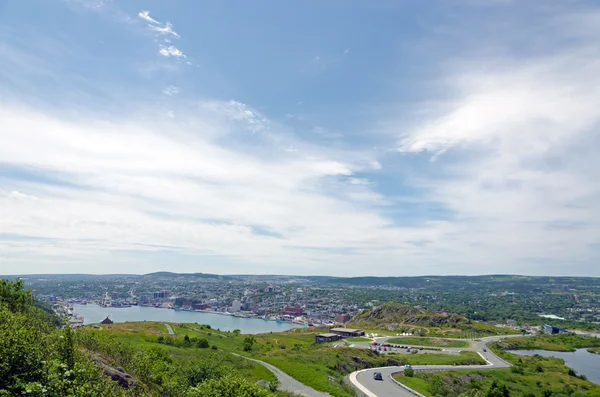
xmin=386 ymin=336 xmax=469 ymax=348
xmin=394 ymin=376 xmax=432 ymax=396
xmin=498 ymin=333 xmax=600 ymax=352
xmin=79 ymin=323 xmax=277 ymax=385
xmin=387 ymin=351 xmax=486 ymax=366
xmin=394 ymin=361 xmax=600 ymax=397
xmin=588 ymin=347 xmax=600 ymax=354
xmin=81 ymin=322 xmax=494 ymax=397
xmin=346 ymin=337 xmax=370 ymax=342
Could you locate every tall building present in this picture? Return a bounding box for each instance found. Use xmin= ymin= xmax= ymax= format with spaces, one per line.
xmin=153 ymin=290 xmax=169 ymax=299
xmin=335 ymin=314 xmax=350 ymax=323
xmin=231 ymin=299 xmax=242 ymax=312
xmin=282 ymin=306 xmax=303 ymax=317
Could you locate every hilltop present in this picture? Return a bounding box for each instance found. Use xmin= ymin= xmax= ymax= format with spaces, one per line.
xmin=347 ymin=302 xmax=510 ymax=335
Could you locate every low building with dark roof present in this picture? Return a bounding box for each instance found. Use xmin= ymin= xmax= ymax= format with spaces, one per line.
xmin=100 ymin=316 xmax=113 ymax=325
xmin=329 ymin=328 xmax=365 ymax=337
xmin=315 ymin=333 xmax=341 ymax=343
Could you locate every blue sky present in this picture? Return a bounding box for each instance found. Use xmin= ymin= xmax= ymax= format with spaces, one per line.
xmin=1 ymin=0 xmax=599 ymax=276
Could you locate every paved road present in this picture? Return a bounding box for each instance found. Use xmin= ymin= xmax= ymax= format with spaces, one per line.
xmin=165 ymin=323 xmax=174 ymax=335
xmin=232 ymin=353 xmax=331 ymax=397
xmin=350 ymin=335 xmax=519 ymax=397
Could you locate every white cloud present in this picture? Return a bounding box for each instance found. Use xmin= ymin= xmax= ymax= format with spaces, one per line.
xmin=149 ymin=22 xmax=180 ymax=38
xmin=5 ymin=190 xmax=37 ymax=200
xmin=158 ymin=45 xmax=185 ymax=58
xmin=1 ymin=103 xmax=415 ymax=275
xmin=138 ymin=10 xmax=160 ymax=25
xmin=163 ymin=85 xmax=179 ymax=96
xmin=394 ymin=9 xmax=600 ymax=275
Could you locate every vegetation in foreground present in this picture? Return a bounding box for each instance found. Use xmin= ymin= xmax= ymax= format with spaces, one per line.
xmin=0 ymin=279 xmax=294 ymax=397
xmin=387 ymin=336 xmax=470 ymax=348
xmin=393 ymin=335 xmax=600 ymax=397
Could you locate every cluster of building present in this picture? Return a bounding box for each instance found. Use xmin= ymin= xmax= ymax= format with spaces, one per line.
xmin=314 ymin=328 xmax=366 ymax=343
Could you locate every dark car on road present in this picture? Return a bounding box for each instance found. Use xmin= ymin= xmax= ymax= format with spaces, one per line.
xmin=373 ymin=372 xmax=383 ymax=380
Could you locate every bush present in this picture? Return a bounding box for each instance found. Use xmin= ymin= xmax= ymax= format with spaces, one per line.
xmin=196 ymin=338 xmax=210 ymax=349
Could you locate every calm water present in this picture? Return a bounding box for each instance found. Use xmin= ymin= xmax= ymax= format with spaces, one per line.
xmin=73 ymin=304 xmax=303 ymax=334
xmin=510 ymin=349 xmax=600 ymax=384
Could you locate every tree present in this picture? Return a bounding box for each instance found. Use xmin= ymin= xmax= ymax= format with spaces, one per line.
xmin=243 ymin=335 xmax=255 ymax=352
xmin=404 ymin=367 xmax=415 ymax=377
xmin=268 ymin=379 xmax=279 ymax=392
xmin=196 ymin=338 xmax=209 ymax=348
xmin=486 ymin=380 xmax=510 ymax=397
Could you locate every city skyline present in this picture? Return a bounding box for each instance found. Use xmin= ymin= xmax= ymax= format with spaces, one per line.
xmin=1 ymin=0 xmax=600 ymax=276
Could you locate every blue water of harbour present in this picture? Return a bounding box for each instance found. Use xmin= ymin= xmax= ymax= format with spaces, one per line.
xmin=510 ymin=349 xmax=600 ymax=384
xmin=73 ymin=304 xmax=303 ymax=334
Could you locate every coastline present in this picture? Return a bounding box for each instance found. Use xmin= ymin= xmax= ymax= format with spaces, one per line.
xmin=72 ymin=303 xmax=306 ymax=333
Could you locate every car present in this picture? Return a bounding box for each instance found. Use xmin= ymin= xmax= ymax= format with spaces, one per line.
xmin=404 ymin=364 xmax=412 ymax=369
xmin=483 ymin=348 xmax=487 ymax=352
xmin=373 ymin=372 xmax=383 ymax=380
xmin=419 ymin=347 xmax=423 ymax=351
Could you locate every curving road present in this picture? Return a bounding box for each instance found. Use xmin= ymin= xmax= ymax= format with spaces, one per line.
xmin=231 ymin=353 xmax=331 ymax=397
xmin=349 ymin=335 xmax=519 ymax=397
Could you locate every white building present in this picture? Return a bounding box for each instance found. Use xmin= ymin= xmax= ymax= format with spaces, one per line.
xmin=231 ymin=299 xmax=241 ymax=312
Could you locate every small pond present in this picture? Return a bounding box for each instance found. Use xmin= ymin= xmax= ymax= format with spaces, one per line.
xmin=510 ymin=349 xmax=600 ymax=384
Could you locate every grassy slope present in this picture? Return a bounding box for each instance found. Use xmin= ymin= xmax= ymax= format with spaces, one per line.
xmin=393 ymin=337 xmax=600 ymax=397
xmin=386 ymin=336 xmax=469 ymax=348
xmin=498 ymin=333 xmax=600 ymax=352
xmin=80 ymin=323 xmax=276 ymax=384
xmin=89 ymin=322 xmax=491 ymax=397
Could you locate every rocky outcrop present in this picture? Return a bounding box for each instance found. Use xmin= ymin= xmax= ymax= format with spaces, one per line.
xmin=347 ymin=302 xmax=470 ymax=331
xmin=91 ymin=354 xmax=136 ymax=389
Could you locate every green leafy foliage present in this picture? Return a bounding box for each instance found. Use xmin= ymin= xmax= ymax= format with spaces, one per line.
xmin=0 ymin=279 xmax=129 ymax=396
xmin=186 ymin=375 xmax=275 ymax=397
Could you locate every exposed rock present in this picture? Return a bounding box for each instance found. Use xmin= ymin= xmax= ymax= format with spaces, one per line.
xmin=347 ymin=302 xmax=471 ymax=331
xmin=91 ymin=354 xmax=136 ymax=389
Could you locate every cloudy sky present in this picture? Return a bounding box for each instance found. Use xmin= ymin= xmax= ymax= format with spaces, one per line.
xmin=1 ymin=0 xmax=599 ymax=276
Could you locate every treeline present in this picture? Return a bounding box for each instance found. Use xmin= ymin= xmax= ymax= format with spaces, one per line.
xmin=0 ymin=279 xmax=293 ymax=397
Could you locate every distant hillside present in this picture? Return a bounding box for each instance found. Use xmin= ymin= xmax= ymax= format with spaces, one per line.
xmin=347 ymin=302 xmax=471 ymax=332
xmin=142 ymin=271 xmax=234 ymax=280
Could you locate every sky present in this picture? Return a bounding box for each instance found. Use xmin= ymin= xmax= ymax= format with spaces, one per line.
xmin=1 ymin=0 xmax=599 ymax=277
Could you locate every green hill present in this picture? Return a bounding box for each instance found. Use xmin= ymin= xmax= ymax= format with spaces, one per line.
xmin=347 ymin=302 xmax=510 ymax=335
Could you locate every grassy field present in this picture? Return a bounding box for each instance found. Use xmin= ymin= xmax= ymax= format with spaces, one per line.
xmin=387 ymin=351 xmax=485 ymax=365
xmin=346 ymin=337 xmax=371 ymax=342
xmin=86 ymin=322 xmax=497 ymax=397
xmin=386 ymin=336 xmax=469 ymax=348
xmin=394 ymin=338 xmax=600 ymax=397
xmin=588 ymin=347 xmax=600 ymax=354
xmin=498 ymin=333 xmax=600 ymax=352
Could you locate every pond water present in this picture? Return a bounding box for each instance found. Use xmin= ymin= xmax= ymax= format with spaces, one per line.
xmin=510 ymin=349 xmax=600 ymax=384
xmin=73 ymin=304 xmax=303 ymax=334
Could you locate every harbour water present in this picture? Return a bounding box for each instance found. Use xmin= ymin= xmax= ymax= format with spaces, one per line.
xmin=510 ymin=349 xmax=600 ymax=384
xmin=73 ymin=304 xmax=303 ymax=334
